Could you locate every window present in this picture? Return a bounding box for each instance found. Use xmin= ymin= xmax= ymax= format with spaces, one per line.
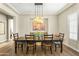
xmin=68 ymin=13 xmax=78 ymax=40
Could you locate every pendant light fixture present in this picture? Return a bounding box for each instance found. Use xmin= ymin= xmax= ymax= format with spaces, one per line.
xmin=33 ymin=3 xmax=45 ymax=31
xmin=33 ymin=3 xmax=44 ymax=23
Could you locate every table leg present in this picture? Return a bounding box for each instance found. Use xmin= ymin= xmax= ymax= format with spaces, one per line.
xmin=15 ymin=41 xmax=17 ymax=53
xmin=60 ymin=41 xmax=63 ymax=53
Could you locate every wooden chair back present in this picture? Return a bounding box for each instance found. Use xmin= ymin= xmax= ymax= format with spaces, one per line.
xmin=43 ymin=34 xmax=53 ymax=44
xmin=25 ymin=34 xmax=35 ymax=44
xmin=44 ymin=34 xmax=53 ymax=40
xmin=13 ymin=33 xmax=19 ymax=40
xmin=59 ymin=33 xmax=64 ymax=41
xmin=25 ymin=34 xmax=34 ymax=40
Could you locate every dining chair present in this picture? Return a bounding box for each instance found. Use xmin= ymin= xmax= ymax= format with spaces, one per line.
xmin=13 ymin=33 xmax=23 ymax=51
xmin=25 ymin=34 xmax=36 ymax=54
xmin=42 ymin=34 xmax=53 ymax=54
xmin=53 ymin=33 xmax=64 ymax=52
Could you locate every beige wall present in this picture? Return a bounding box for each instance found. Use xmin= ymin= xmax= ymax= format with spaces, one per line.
xmin=0 ymin=3 xmax=19 ymax=42
xmin=48 ymin=15 xmax=58 ymax=34
xmin=58 ymin=4 xmax=79 ymax=52
xmin=18 ymin=15 xmax=58 ymax=36
xmin=0 ymin=13 xmax=7 ymax=42
xmin=0 ymin=4 xmax=19 ymax=33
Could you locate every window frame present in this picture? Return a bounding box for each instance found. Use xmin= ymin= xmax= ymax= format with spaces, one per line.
xmin=68 ymin=13 xmax=78 ymax=41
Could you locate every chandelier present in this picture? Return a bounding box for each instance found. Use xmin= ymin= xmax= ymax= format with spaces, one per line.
xmin=33 ymin=3 xmax=44 ymax=23
xmin=32 ymin=3 xmax=45 ymax=31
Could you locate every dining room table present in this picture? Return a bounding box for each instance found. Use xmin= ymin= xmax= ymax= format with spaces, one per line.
xmin=14 ymin=36 xmax=63 ymax=53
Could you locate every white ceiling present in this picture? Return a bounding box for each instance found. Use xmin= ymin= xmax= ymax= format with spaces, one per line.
xmin=9 ymin=3 xmax=67 ymax=15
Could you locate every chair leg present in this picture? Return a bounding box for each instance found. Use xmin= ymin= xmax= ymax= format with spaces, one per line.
xmin=26 ymin=46 xmax=28 ymax=54
xmin=50 ymin=46 xmax=52 ymax=54
xmin=41 ymin=44 xmax=43 ymax=51
xmin=55 ymin=44 xmax=57 ymax=52
xmin=60 ymin=43 xmax=63 ymax=53
xmin=35 ymin=45 xmax=36 ymax=52
xmin=21 ymin=44 xmax=23 ymax=51
xmin=33 ymin=46 xmax=35 ymax=54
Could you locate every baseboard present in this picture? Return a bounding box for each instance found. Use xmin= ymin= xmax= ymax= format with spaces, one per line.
xmin=64 ymin=44 xmax=79 ymax=55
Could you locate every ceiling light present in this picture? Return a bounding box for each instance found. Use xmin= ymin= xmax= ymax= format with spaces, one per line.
xmin=33 ymin=3 xmax=44 ymax=23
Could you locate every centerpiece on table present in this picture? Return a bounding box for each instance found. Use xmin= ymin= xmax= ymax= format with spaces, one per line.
xmin=34 ymin=31 xmax=44 ymax=40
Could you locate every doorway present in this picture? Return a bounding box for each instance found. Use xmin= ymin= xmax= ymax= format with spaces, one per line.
xmin=8 ymin=18 xmax=14 ymax=40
